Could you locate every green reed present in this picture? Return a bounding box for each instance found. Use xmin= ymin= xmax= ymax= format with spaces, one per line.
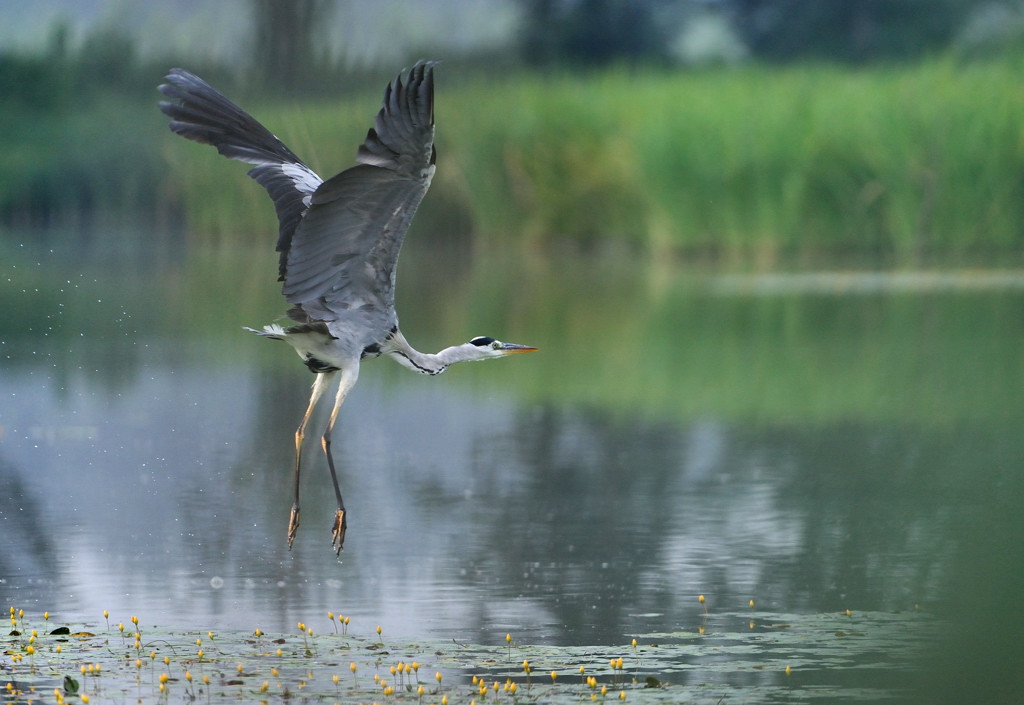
xmin=156 ymin=57 xmax=1024 ymax=263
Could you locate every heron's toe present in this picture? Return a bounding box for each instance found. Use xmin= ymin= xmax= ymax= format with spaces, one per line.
xmin=288 ymin=506 xmax=301 ymax=549
xmin=331 ymin=510 xmax=347 ymax=554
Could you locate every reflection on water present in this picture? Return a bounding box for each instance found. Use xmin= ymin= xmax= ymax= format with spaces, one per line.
xmin=1 ymin=234 xmax=1022 ymax=701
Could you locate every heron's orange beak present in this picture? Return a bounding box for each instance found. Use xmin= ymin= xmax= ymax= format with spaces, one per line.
xmin=499 ymin=343 xmax=538 ymax=354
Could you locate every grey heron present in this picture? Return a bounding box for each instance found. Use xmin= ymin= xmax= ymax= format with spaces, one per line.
xmin=159 ymin=62 xmax=536 ymax=554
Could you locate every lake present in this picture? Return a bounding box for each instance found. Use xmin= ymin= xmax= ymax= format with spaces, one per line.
xmin=1 ymin=230 xmax=1022 ymax=702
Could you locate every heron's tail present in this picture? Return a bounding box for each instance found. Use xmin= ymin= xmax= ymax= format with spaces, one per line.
xmin=243 ymin=324 xmax=288 ymax=340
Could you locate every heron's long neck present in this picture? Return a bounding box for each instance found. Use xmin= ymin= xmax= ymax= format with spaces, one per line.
xmin=387 ymin=333 xmax=472 ymax=376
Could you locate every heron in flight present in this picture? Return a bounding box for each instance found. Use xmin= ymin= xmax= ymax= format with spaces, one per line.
xmin=159 ymin=62 xmax=536 ymax=554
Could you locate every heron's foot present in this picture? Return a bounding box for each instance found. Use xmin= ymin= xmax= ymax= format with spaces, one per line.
xmin=287 ymin=506 xmax=300 ymax=549
xmin=331 ymin=509 xmax=347 ymax=555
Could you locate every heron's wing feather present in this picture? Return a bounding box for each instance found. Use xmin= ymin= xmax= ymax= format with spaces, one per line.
xmin=283 ymin=164 xmax=432 ymax=325
xmin=158 ymin=69 xmax=322 ymax=279
xmin=282 ymin=62 xmax=436 ymax=325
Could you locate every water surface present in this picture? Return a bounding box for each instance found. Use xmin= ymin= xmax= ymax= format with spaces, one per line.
xmin=1 ymin=233 xmax=1022 ymax=702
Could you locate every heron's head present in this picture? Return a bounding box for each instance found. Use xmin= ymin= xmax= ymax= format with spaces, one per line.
xmin=461 ymin=335 xmax=538 ymax=361
xmin=428 ymin=334 xmax=536 ymax=368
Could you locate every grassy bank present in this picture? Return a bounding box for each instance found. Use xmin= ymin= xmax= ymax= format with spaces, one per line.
xmin=0 ymin=97 xmax=165 ymax=227
xmin=156 ymin=58 xmax=1024 ymax=264
xmin=2 ymin=58 xmax=1021 ymax=263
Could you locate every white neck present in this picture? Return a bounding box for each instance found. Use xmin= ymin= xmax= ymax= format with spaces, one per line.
xmin=386 ymin=332 xmax=482 ymax=376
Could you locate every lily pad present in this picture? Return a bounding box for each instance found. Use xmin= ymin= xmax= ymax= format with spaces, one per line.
xmin=0 ymin=609 xmax=939 ymax=703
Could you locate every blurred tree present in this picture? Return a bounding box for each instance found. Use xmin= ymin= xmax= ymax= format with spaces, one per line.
xmin=46 ymin=19 xmax=70 ymax=64
xmin=0 ymin=55 xmax=67 ymax=112
xmin=518 ymin=0 xmax=670 ymax=66
xmin=78 ymin=27 xmax=138 ymax=87
xmin=250 ymin=0 xmax=334 ymax=93
xmin=730 ymin=0 xmax=976 ymax=62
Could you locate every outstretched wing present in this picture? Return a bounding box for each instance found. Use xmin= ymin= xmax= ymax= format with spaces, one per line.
xmin=282 ymin=61 xmax=436 ymax=327
xmin=158 ymin=69 xmax=322 ymax=280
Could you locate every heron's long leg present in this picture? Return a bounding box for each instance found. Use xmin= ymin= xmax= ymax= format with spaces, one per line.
xmin=324 ymin=366 xmax=359 ymax=555
xmin=289 ymin=371 xmax=336 ymax=549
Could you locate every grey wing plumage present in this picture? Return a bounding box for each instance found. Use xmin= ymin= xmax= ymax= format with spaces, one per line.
xmin=158 ymin=68 xmax=322 ymax=280
xmin=282 ymin=61 xmax=436 ymax=327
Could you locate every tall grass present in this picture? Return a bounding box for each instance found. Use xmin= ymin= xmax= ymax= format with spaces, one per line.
xmin=160 ymin=58 xmax=1024 ymax=264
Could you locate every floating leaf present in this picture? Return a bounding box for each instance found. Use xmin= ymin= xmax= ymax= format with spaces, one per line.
xmin=0 ymin=611 xmax=940 ymax=703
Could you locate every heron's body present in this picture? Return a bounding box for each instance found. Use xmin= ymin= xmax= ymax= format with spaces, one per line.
xmin=159 ymin=62 xmax=535 ymax=554
xmin=251 ymin=322 xmax=501 ymax=376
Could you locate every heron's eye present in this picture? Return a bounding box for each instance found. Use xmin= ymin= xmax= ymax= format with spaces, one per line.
xmin=491 ymin=341 xmax=502 ymax=350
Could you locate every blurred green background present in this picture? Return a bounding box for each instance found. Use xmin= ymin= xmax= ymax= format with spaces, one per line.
xmin=1 ymin=0 xmax=1023 ymax=266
